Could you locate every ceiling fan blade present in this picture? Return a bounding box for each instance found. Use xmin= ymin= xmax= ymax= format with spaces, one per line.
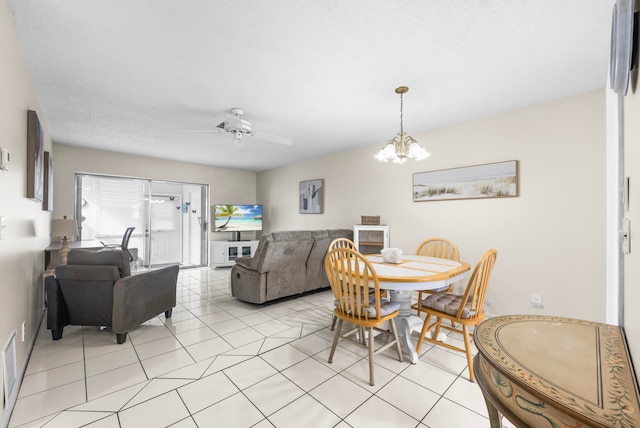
xmin=177 ymin=129 xmax=224 ymax=134
xmin=177 ymin=113 xmax=232 ymax=134
xmin=251 ymin=131 xmax=293 ymax=146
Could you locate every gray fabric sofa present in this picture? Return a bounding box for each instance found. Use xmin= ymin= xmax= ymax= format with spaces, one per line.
xmin=230 ymin=229 xmax=353 ymax=304
xmin=45 ymin=249 xmax=179 ymax=344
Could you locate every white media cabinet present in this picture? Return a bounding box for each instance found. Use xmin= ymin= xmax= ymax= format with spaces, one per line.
xmin=210 ymin=240 xmax=259 ymax=268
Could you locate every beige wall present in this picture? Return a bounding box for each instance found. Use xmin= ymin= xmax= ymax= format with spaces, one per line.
xmin=3 ymin=0 xmax=629 ymax=416
xmin=623 ymin=14 xmax=640 ymax=371
xmin=258 ymin=90 xmax=606 ymax=320
xmin=0 ymin=1 xmax=52 ymax=422
xmin=52 ymin=144 xmax=257 ymax=242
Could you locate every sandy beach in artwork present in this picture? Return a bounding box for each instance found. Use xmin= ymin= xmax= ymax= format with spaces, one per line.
xmin=413 ymin=161 xmax=518 ymax=201
xmin=215 ymin=218 xmax=262 ymax=231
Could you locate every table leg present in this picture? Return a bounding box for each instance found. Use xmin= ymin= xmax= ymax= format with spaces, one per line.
xmin=389 ymin=290 xmax=423 ymax=364
xmin=483 ymin=396 xmax=503 ymax=428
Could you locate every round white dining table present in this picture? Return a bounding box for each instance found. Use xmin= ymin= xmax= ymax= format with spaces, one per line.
xmin=364 ymin=254 xmax=471 ymax=364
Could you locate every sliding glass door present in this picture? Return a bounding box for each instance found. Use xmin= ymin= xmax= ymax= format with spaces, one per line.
xmin=75 ymin=174 xmax=208 ymax=269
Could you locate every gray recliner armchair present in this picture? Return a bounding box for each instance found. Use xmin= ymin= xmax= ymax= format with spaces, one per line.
xmin=45 ymin=249 xmax=179 ymax=344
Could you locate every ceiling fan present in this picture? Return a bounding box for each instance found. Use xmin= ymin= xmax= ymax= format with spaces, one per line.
xmin=182 ymin=108 xmax=293 ymax=151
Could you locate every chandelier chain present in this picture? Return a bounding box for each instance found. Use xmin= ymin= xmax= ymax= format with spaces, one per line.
xmin=399 ymin=92 xmax=404 ymax=134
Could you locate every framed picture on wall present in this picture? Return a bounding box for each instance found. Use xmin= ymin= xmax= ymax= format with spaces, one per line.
xmin=26 ymin=110 xmax=44 ymax=202
xmin=413 ymin=160 xmax=519 ymax=202
xmin=43 ymin=151 xmax=53 ymax=211
xmin=299 ymin=179 xmax=323 ymax=214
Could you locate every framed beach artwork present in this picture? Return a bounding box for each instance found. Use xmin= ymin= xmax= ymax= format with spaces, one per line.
xmin=413 ymin=160 xmax=519 ymax=202
xmin=26 ymin=110 xmax=44 ymax=202
xmin=299 ymin=179 xmax=323 ymax=214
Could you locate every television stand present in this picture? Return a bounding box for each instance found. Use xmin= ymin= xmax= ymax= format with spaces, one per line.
xmin=210 ymin=240 xmax=259 ymax=268
xmin=229 ymin=231 xmax=242 ymax=241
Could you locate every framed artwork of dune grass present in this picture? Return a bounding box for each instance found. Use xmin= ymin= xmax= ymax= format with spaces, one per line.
xmin=413 ymin=160 xmax=519 ymax=202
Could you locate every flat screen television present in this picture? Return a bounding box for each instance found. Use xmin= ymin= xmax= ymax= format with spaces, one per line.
xmin=214 ymin=204 xmax=263 ymax=238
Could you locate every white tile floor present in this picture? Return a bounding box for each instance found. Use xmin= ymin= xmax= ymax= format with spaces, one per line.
xmin=9 ymin=267 xmax=515 ymax=428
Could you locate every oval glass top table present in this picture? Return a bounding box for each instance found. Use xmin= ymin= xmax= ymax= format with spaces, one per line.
xmin=473 ymin=315 xmax=640 ymax=428
xmin=364 ymin=254 xmax=471 ymax=363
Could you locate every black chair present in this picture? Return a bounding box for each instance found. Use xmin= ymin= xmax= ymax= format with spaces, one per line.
xmin=102 ymin=226 xmax=135 ymax=261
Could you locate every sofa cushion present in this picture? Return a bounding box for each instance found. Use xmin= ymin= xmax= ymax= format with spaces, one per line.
xmin=67 ymin=249 xmax=131 ymax=277
xmin=250 ymin=235 xmax=273 ymax=271
xmin=305 ymin=230 xmax=331 ymax=292
xmin=271 ymin=230 xmax=312 ymax=241
xmin=310 ymin=230 xmax=329 ymax=239
xmin=263 ymin=238 xmax=314 ymax=301
xmin=55 ymin=265 xmax=121 ymax=282
xmin=329 ymin=229 xmax=355 ymax=240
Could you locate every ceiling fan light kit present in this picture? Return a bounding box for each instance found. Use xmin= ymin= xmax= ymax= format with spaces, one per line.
xmin=217 ymin=108 xmax=252 ymax=135
xmin=375 ymin=86 xmax=430 ymax=164
xmin=232 ymin=133 xmax=247 ymax=152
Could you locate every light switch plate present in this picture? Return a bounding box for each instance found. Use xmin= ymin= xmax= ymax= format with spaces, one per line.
xmin=0 ymin=148 xmax=11 ymax=171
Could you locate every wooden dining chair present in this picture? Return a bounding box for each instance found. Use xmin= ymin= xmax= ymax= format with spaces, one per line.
xmin=325 ymin=246 xmax=403 ymax=386
xmin=411 ymin=238 xmax=460 ymax=317
xmin=329 ymin=237 xmax=357 ymax=251
xmin=415 ymin=249 xmax=497 ymax=382
xmin=327 ymin=237 xmax=388 ymax=330
xmin=328 ymin=238 xmax=357 ymax=330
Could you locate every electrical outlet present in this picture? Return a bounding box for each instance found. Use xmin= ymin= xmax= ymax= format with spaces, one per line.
xmin=530 ymin=294 xmax=543 ymax=309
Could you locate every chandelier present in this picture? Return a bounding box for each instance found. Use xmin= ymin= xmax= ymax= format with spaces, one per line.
xmin=375 ymin=86 xmax=430 ymax=164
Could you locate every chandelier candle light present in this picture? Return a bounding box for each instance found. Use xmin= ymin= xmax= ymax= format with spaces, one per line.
xmin=375 ymin=86 xmax=430 ymax=164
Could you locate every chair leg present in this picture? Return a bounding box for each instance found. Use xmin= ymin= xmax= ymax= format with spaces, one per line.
xmin=51 ymin=328 xmax=63 ymax=340
xmin=462 ymin=325 xmax=475 ymax=382
xmin=331 ymin=314 xmax=337 ymax=331
xmin=416 ymin=314 xmax=432 ymax=353
xmin=116 ymin=333 xmax=127 ymax=344
xmin=414 ymin=291 xmax=424 ymax=316
xmin=328 ymin=319 xmax=342 ymax=364
xmin=433 ymin=317 xmax=443 ymax=340
xmin=368 ymin=327 xmax=375 ymax=386
xmin=359 ymin=327 xmax=366 ymax=345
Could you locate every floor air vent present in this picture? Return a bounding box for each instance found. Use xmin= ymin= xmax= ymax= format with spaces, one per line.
xmin=3 ymin=331 xmax=17 ymax=409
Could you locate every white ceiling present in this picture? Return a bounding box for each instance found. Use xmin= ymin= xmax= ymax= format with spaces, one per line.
xmin=8 ymin=0 xmax=612 ymax=172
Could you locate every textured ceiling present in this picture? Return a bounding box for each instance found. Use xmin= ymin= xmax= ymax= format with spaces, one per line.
xmin=8 ymin=0 xmax=612 ymax=172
